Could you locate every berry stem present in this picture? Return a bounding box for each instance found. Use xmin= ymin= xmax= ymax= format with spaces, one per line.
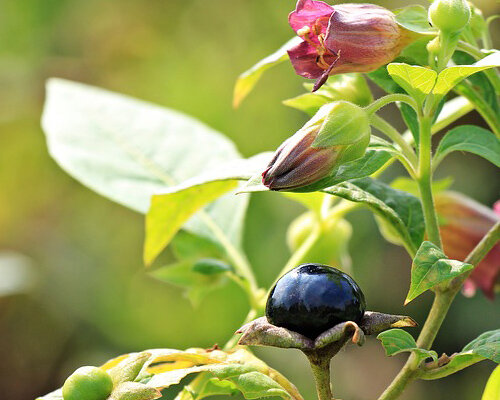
xmin=306 ymin=352 xmax=334 ymax=400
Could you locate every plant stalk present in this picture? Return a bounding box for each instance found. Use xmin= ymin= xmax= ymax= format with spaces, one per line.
xmin=364 ymin=94 xmax=419 ymax=115
xmin=416 ymin=115 xmax=442 ymax=248
xmin=370 ymin=114 xmax=418 ymax=171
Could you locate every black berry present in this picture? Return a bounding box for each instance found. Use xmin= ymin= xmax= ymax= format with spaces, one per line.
xmin=266 ymin=264 xmax=366 ymax=339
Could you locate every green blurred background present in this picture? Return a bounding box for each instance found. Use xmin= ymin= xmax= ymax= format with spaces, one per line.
xmin=0 ymin=0 xmax=499 ymax=399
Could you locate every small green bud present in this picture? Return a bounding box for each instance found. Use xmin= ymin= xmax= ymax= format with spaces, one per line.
xmin=428 ymin=0 xmax=471 ymax=33
xmin=62 ymin=366 xmax=113 ymax=400
xmin=262 ymin=102 xmax=370 ymax=191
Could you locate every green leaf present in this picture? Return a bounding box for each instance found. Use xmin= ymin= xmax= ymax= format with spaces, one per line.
xmin=387 ymin=63 xmax=437 ymax=106
xmin=394 ymin=5 xmax=436 ymax=33
xmin=144 ymin=153 xmax=270 ymax=265
xmin=323 ymin=178 xmax=424 ymax=254
xmin=453 ymin=52 xmax=500 ymax=117
xmin=198 ymin=378 xmax=239 ymax=398
xmin=406 ymin=241 xmax=473 ymax=304
xmin=209 ymin=368 xmax=293 ymax=399
xmin=420 ymin=329 xmax=500 ymax=380
xmin=433 ymin=51 xmax=500 ymax=97
xmin=377 ymin=329 xmax=438 ymax=362
xmin=282 ymin=93 xmax=331 ymax=116
xmin=434 ymin=125 xmax=500 ymax=167
xmin=192 ymin=259 xmax=232 ymax=275
xmin=145 ymin=181 xmax=237 ymax=265
xmin=148 ymin=364 xmax=294 ymax=399
xmin=171 ymin=231 xmax=223 ymax=261
xmin=419 ymin=352 xmax=485 ymax=380
xmin=463 ymin=329 xmax=500 ymax=363
xmin=149 ymin=261 xmax=228 ymax=306
xmin=233 ymin=37 xmax=301 ymax=108
xmin=109 ymin=382 xmax=161 ymax=400
xmin=482 ymin=365 xmax=500 ymax=400
xmin=42 ymin=79 xmax=248 ymax=260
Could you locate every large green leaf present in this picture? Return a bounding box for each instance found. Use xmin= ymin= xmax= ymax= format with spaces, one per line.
xmin=42 ymin=79 xmax=249 ymax=259
xmin=144 ymin=153 xmax=271 ymax=265
xmin=323 ymin=178 xmax=424 ymax=254
xmin=433 ymin=51 xmax=500 ymax=97
xmin=405 ymin=241 xmax=473 ymax=304
xmin=377 ymin=329 xmax=438 ymax=362
xmin=434 ymin=125 xmax=500 ymax=168
xmin=233 ymin=37 xmax=301 ymax=108
xmin=387 ymin=63 xmax=437 ymax=106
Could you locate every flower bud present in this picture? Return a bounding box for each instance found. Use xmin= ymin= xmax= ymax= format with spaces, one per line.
xmin=262 ymin=102 xmax=370 ymax=191
xmin=428 ymin=0 xmax=471 ymax=33
xmin=288 ymin=0 xmax=414 ymax=91
xmin=435 ymin=192 xmax=499 ymax=299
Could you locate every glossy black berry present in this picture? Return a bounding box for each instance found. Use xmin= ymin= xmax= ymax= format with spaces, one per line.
xmin=266 ymin=264 xmax=366 ymax=339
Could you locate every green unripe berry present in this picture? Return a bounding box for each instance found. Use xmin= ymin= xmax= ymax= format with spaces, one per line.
xmin=428 ymin=0 xmax=471 ymax=33
xmin=62 ymin=366 xmax=113 ymax=400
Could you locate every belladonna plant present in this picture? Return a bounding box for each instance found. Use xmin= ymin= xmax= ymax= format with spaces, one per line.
xmin=37 ymin=0 xmax=500 ymax=399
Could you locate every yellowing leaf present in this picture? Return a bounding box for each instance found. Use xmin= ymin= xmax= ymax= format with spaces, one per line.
xmin=144 ymin=180 xmax=237 ymax=266
xmin=233 ymin=37 xmax=301 ymax=108
xmin=387 ymin=63 xmax=437 ymax=106
xmin=433 ymin=52 xmax=500 ymax=97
